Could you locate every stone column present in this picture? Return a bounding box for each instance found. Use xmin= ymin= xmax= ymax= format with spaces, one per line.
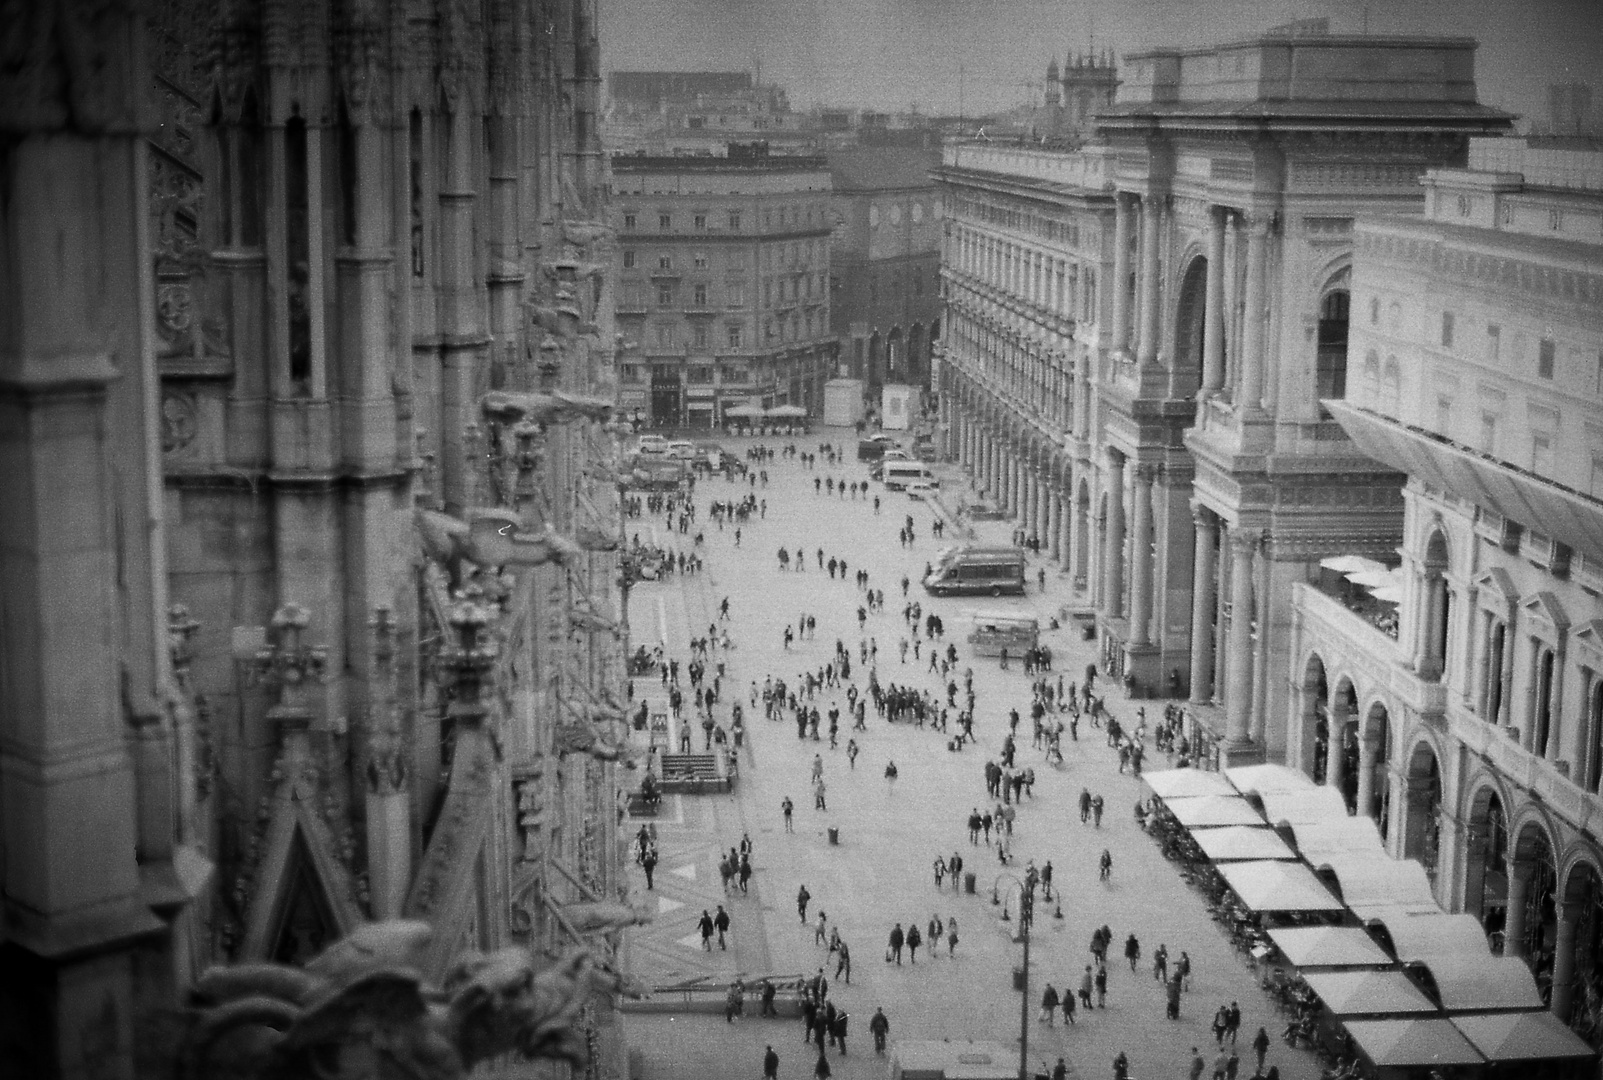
xmin=1504 ymin=859 xmax=1532 ymax=959
xmin=1201 ymin=206 xmax=1227 ymax=397
xmin=1225 ymin=529 xmax=1259 ymax=745
xmin=1111 ymin=193 xmax=1134 ymax=355
xmin=1356 ymin=733 xmax=1380 ymax=820
xmin=1189 ymin=508 xmax=1219 ymax=704
xmin=1129 ymin=466 xmax=1155 ymax=646
xmin=1048 ymin=487 xmax=1064 ymax=562
xmin=1136 ymin=196 xmax=1162 ymax=366
xmin=1325 ymin=699 xmax=1349 ymax=799
xmin=1010 ymin=455 xmax=1023 ymax=518
xmin=1238 ymin=214 xmax=1269 ymax=413
xmin=1552 ymin=901 xmax=1581 ymax=1020
xmin=1069 ymin=483 xmax=1087 ymax=590
xmin=1103 ymin=452 xmax=1127 ymax=620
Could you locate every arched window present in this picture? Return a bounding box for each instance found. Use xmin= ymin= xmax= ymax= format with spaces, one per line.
xmin=1316 ymin=290 xmax=1350 ymax=415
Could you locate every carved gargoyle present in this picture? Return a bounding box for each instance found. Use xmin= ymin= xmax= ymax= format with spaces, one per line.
xmin=182 ymin=920 xmax=615 ymax=1079
xmin=417 ymin=509 xmax=585 ymax=576
xmin=551 ymin=722 xmax=630 ymax=763
xmin=467 ymin=512 xmax=584 ymax=569
xmin=572 ymin=522 xmax=621 ymax=552
xmin=482 ymin=389 xmax=614 ymax=427
xmin=559 ymin=900 xmax=654 ymax=935
xmin=569 ymin=606 xmax=623 ymax=639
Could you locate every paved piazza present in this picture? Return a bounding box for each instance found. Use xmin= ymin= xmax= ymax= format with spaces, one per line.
xmin=620 ymin=431 xmax=1321 ymax=1080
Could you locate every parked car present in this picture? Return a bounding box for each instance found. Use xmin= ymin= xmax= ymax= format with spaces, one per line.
xmin=665 ymin=440 xmax=697 ymax=460
xmin=905 ymin=481 xmax=940 ymax=501
xmin=637 ymin=434 xmax=668 ymax=455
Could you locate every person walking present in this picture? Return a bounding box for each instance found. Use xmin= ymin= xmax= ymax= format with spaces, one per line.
xmin=1179 ymin=950 xmax=1193 ymax=991
xmin=642 ymin=848 xmax=657 ymax=890
xmin=1039 ymin=982 xmax=1059 ymax=1025
xmin=1167 ymin=971 xmax=1183 ymax=1020
xmin=1094 ymin=963 xmax=1108 ymax=1008
xmin=947 ymin=916 xmax=959 ymax=956
xmin=1079 ymin=788 xmax=1092 ymax=823
xmin=813 ymin=1050 xmax=831 ymax=1080
xmin=835 ymin=939 xmax=851 ymax=984
xmin=1078 ymin=965 xmax=1094 ymax=1010
xmin=797 ymin=884 xmax=811 ymax=923
xmin=699 ymin=909 xmax=715 ymax=951
xmin=1252 ymin=1027 xmax=1271 ymax=1073
xmin=714 ymin=904 xmax=731 ymax=949
xmin=761 ymin=979 xmax=778 ymax=1018
xmin=888 ymin=923 xmax=905 ymax=964
xmin=1226 ymin=1001 xmax=1242 ymax=1044
xmin=1189 ymin=1048 xmax=1206 ymax=1080
xmin=869 ymin=1007 xmax=890 ymax=1054
xmin=1061 ymin=985 xmax=1077 ymax=1025
xmin=1092 ymin=793 xmax=1105 ymax=827
xmin=830 ymin=1009 xmax=849 ymax=1055
xmin=1213 ymin=1006 xmax=1230 ymax=1047
xmin=906 ymin=922 xmax=922 ymax=963
xmin=933 ymin=856 xmax=947 ymax=890
xmin=813 ymin=778 xmax=827 ymax=811
xmin=783 ymin=796 xmax=794 ymax=832
xmin=1153 ymin=943 xmax=1169 ymax=983
xmin=1099 ymin=849 xmax=1113 ymax=881
xmin=1124 ymin=933 xmax=1141 ymax=972
xmin=764 ymin=1046 xmax=779 ymax=1080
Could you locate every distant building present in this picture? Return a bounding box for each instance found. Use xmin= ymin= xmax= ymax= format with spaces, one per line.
xmin=828 ymin=146 xmax=944 ymax=399
xmin=605 ymin=70 xmax=819 ymax=156
xmin=1545 ymin=82 xmax=1597 ymax=136
xmin=1301 ymin=138 xmax=1603 ymax=1028
xmin=1042 ymin=50 xmax=1120 ymax=143
xmin=610 ymin=151 xmax=836 ymax=427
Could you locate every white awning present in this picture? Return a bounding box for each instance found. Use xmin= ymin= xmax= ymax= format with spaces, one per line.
xmin=1314 ymin=854 xmax=1438 ymax=911
xmin=1452 ymin=1010 xmax=1599 ymax=1062
xmin=1193 ymin=826 xmax=1298 ymax=862
xmin=1260 ymin=786 xmax=1351 ymax=826
xmin=1218 ymin=860 xmax=1344 ymax=913
xmin=1328 ymin=400 xmax=1603 ymax=566
xmin=1345 ymin=1018 xmax=1485 ymax=1067
xmin=1144 ymin=768 xmax=1238 ymax=800
xmin=1290 ymin=817 xmax=1386 ymax=862
xmin=1305 ymin=970 xmax=1440 ymax=1017
xmin=1225 ymin=763 xmax=1320 ymax=797
xmin=1369 ymin=911 xmax=1492 ymax=962
xmin=1414 ymin=954 xmax=1545 ymax=1012
xmin=1268 ymin=926 xmax=1394 ymax=970
xmin=1165 ymin=795 xmax=1266 ymax=829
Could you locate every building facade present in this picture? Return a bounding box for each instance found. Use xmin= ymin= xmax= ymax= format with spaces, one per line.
xmin=611 ymin=153 xmax=836 ymax=428
xmin=604 ymin=71 xmax=819 ymax=157
xmin=1292 ymin=138 xmax=1603 ymax=1040
xmin=829 ymin=146 xmax=944 ymax=398
xmin=938 ymin=29 xmax=1511 ymax=767
xmin=2 ymin=3 xmax=635 ymax=1077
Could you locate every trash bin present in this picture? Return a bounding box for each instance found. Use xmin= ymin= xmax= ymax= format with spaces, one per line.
xmin=1082 ymin=624 xmax=1096 ymax=641
xmin=964 ymin=871 xmax=977 ymax=894
xmin=1011 ymin=966 xmax=1026 ymax=991
xmin=828 ymin=827 xmax=839 ymax=846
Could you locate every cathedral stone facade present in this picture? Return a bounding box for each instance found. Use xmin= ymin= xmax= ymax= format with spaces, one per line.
xmin=1 ymin=2 xmax=633 ymax=1077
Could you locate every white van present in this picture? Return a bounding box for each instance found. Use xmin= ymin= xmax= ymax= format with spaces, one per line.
xmin=881 ymin=460 xmax=937 ymax=491
xmin=637 ymin=434 xmax=668 ymax=455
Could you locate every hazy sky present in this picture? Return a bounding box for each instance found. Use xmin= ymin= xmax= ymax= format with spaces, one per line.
xmin=598 ymin=0 xmax=1603 ymax=125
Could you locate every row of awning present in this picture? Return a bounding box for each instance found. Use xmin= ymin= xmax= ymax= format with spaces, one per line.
xmin=1144 ymin=763 xmax=1598 ymax=1070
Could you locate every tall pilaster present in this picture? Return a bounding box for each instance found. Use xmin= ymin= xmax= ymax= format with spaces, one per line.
xmin=1189 ymin=508 xmax=1219 ymax=703
xmin=1136 ymin=197 xmax=1161 ymax=366
xmin=1129 ymin=466 xmax=1155 ymax=646
xmin=1238 ymin=214 xmax=1269 ymax=413
xmin=1201 ymin=207 xmax=1227 ymax=397
xmin=1225 ymin=528 xmax=1258 ymax=746
xmin=1103 ymin=452 xmax=1127 ymax=620
xmin=1111 ymin=193 xmax=1134 ymax=356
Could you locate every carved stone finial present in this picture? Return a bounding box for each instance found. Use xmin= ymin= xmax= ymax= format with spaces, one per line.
xmin=252 ymin=603 xmax=327 ymax=708
xmin=168 ymin=602 xmax=203 ymax=681
xmin=437 ymin=595 xmax=498 ymax=714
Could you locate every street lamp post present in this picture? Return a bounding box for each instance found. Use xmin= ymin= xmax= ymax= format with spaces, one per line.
xmin=995 ymin=873 xmax=1035 ymax=1080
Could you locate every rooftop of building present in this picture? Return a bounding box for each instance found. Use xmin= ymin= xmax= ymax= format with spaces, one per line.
xmin=1465 ymin=137 xmax=1603 ymax=193
xmin=1105 ymin=21 xmax=1510 ymax=127
xmin=610 ymin=149 xmax=828 ymax=172
xmin=609 ymin=71 xmax=754 ymax=101
xmin=827 ymin=146 xmax=940 ymax=192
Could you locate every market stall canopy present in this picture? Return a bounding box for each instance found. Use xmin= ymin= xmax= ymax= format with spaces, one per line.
xmin=1315 ymin=855 xmax=1438 ymax=913
xmin=1303 ymin=970 xmax=1440 ymax=1017
xmin=1452 ymin=1010 xmax=1599 ymax=1062
xmin=766 ymin=404 xmax=807 ymax=418
xmin=1166 ymin=795 xmax=1267 ymax=829
xmin=724 ymin=404 xmax=764 ymax=417
xmin=1226 ymin=763 xmax=1320 ymax=797
xmin=1218 ymin=860 xmax=1344 ymax=913
xmin=1260 ymin=786 xmax=1351 ymax=826
xmin=1194 ymin=826 xmax=1299 ymax=862
xmin=1320 ymin=555 xmax=1389 ymax=575
xmin=1344 ymin=1018 xmax=1485 ymax=1067
xmin=1267 ymin=926 xmax=1394 ymax=970
xmin=1144 ymin=768 xmax=1238 ymax=800
xmin=1413 ymin=954 xmax=1545 ymax=1012
xmin=1289 ymin=817 xmax=1386 ymax=862
xmin=1370 ymin=912 xmax=1492 ymax=962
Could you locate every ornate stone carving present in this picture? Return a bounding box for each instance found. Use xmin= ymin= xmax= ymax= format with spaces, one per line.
xmin=183 ymin=919 xmax=620 ymax=1076
xmin=0 ymin=0 xmax=150 ymax=135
